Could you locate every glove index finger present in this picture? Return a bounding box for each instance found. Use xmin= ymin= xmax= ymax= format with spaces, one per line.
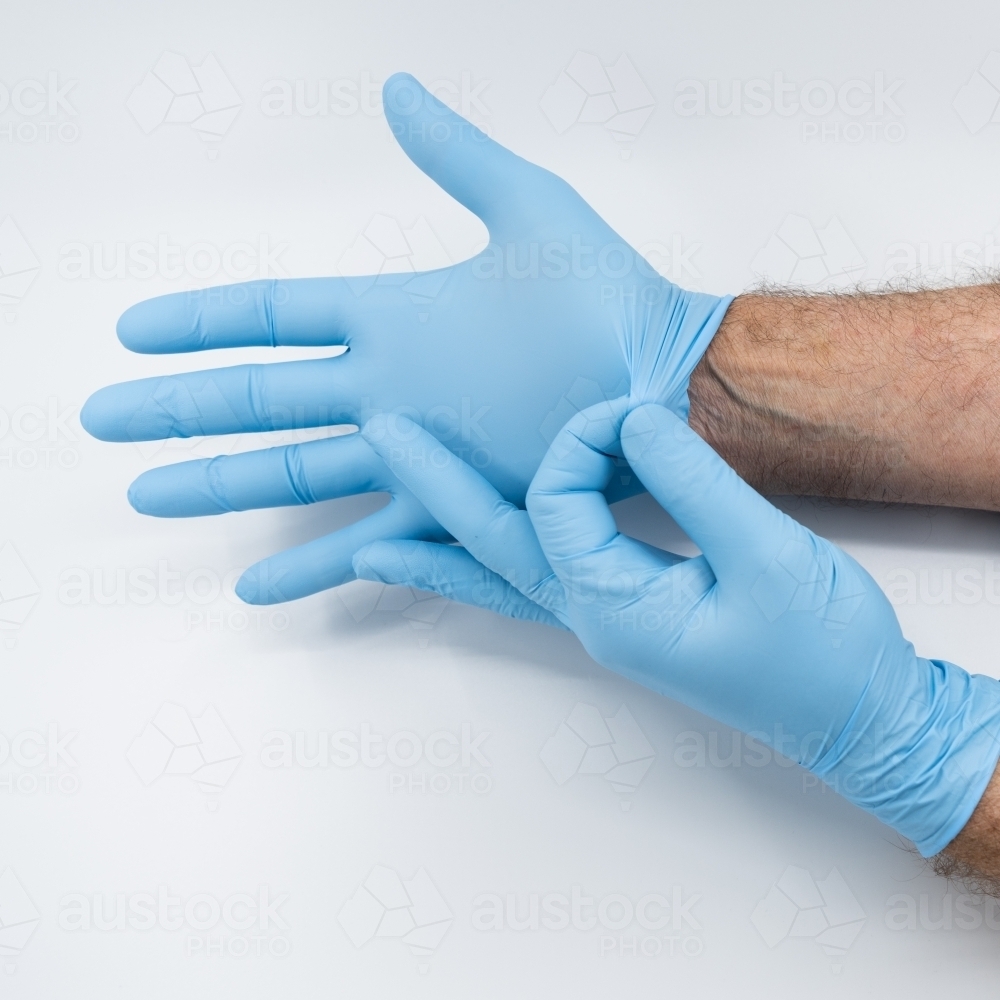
xmin=620 ymin=403 xmax=792 ymax=581
xmin=361 ymin=412 xmax=558 ymax=603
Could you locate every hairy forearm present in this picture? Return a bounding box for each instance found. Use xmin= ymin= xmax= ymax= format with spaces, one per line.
xmin=690 ymin=286 xmax=1000 ymax=884
xmin=688 ymin=285 xmax=1000 ymax=510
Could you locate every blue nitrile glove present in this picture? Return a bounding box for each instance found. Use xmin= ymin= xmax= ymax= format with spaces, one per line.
xmin=79 ymin=71 xmax=732 ymax=605
xmin=353 ymin=401 xmax=1000 ymax=857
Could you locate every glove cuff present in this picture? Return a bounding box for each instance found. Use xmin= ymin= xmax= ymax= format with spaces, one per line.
xmin=815 ymin=657 xmax=1000 ymax=857
xmin=904 ymin=663 xmax=1000 ymax=857
xmin=616 ymin=286 xmax=733 ymax=421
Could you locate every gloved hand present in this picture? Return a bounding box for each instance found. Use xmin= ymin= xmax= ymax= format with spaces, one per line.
xmin=353 ymin=400 xmax=1000 ymax=857
xmin=80 ymin=71 xmax=732 ymax=604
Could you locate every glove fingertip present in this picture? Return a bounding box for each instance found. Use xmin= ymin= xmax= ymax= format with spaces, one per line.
xmin=621 ymin=401 xmax=682 ymax=454
xmin=361 ymin=412 xmax=418 ymax=444
xmin=234 ymin=568 xmax=264 ymax=605
xmin=383 ymin=70 xmax=418 ymax=91
xmin=126 ymin=479 xmax=150 ymax=515
xmin=382 ymin=72 xmax=431 ymax=121
xmin=79 ymin=388 xmax=125 ymax=442
xmin=116 ymin=302 xmax=145 ymax=351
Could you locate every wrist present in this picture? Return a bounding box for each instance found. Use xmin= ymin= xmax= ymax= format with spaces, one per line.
xmin=913 ymin=662 xmax=1000 ymax=858
xmin=626 ymin=286 xmax=732 ymax=420
xmin=687 ymin=292 xmax=887 ymax=499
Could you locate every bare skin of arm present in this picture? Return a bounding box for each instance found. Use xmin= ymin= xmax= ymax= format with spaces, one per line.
xmin=687 ymin=285 xmax=1000 ymax=885
xmin=688 ymin=287 xmax=1000 ymax=509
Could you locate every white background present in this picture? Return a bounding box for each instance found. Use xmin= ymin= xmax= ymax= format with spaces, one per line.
xmin=4 ymin=0 xmax=1000 ymax=995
